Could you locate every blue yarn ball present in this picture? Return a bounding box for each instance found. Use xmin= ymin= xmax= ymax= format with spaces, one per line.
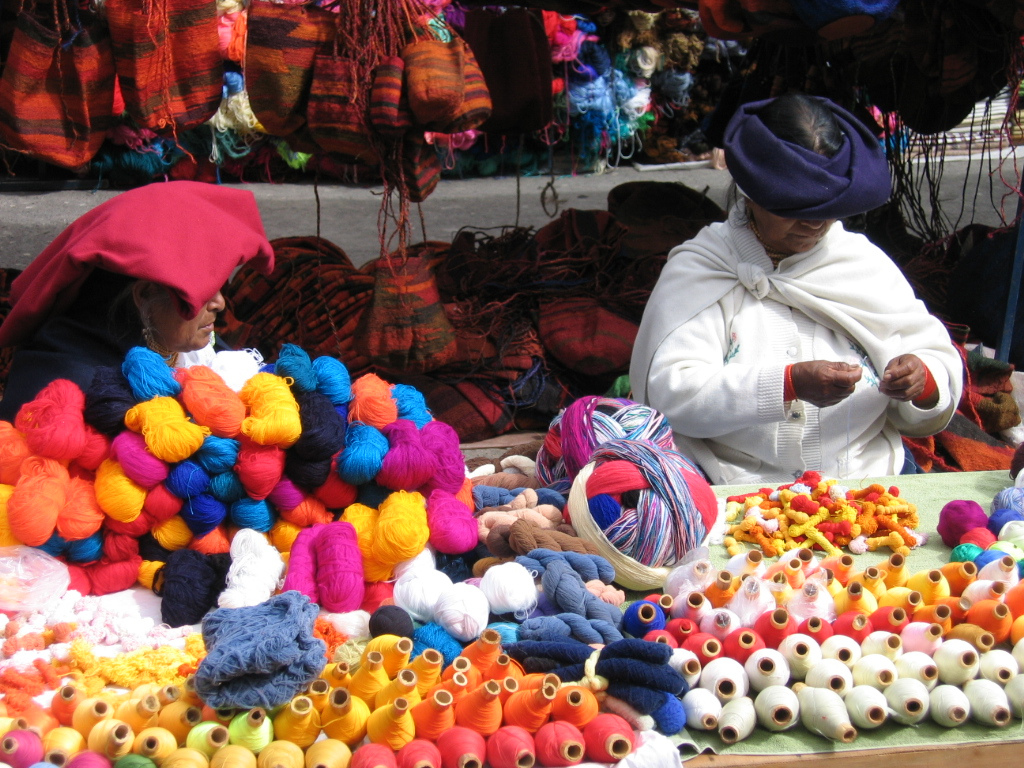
xmin=210 ymin=472 xmax=247 ymax=503
xmin=276 ymin=344 xmax=318 ymax=393
xmin=651 ymin=690 xmax=687 ymax=735
xmin=312 ymin=356 xmax=352 ymax=406
xmin=167 ymin=460 xmax=212 ymax=498
xmin=122 ymin=346 xmax=181 ymax=401
xmin=230 ymin=498 xmax=275 ymax=532
xmin=622 ymin=600 xmax=667 ymax=638
xmin=38 ymin=531 xmax=68 ymax=557
xmin=487 ymin=622 xmax=520 ymax=646
xmin=412 ymin=622 xmax=464 ymax=667
xmin=588 ymin=493 xmax=621 ymax=531
xmin=392 ymin=384 xmax=433 ymax=428
xmin=973 ymin=549 xmax=1005 ymax=572
xmin=337 ymin=422 xmax=389 ymax=485
xmin=992 ymin=486 xmax=1024 ymax=516
xmin=989 ymin=507 xmax=1024 ymax=536
xmin=180 ymin=493 xmax=227 ymax=536
xmin=66 ymin=531 xmax=104 ymax=563
xmin=195 ymin=436 xmax=241 ymax=476
xmin=260 ymin=363 xmax=276 ymax=374
xmin=357 ymin=483 xmax=390 ymax=509
xmin=223 ymin=70 xmax=244 ymax=96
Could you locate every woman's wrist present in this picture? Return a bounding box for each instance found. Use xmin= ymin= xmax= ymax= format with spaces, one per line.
xmin=912 ymin=365 xmax=938 ymax=407
xmin=784 ymin=364 xmax=797 ymax=402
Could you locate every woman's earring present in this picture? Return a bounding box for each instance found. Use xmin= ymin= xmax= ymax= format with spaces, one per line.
xmin=142 ymin=324 xmax=178 ymax=367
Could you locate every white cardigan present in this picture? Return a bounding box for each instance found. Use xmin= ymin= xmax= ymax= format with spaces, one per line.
xmin=629 ymin=203 xmax=962 ymax=484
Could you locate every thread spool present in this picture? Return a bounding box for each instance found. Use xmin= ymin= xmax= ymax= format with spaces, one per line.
xmin=437 ymin=672 xmax=471 ymax=704
xmin=209 ymin=745 xmax=257 ymax=768
xmin=743 ymin=649 xmax=790 ymax=693
xmin=227 ymin=709 xmax=273 ymax=755
xmin=320 ymin=690 xmax=370 ymax=748
xmin=721 ymin=629 xmax=765 ymax=665
xmin=698 ymin=657 xmax=748 ymax=703
xmin=832 ymin=612 xmax=873 ymax=644
xmin=934 ymin=639 xmax=980 ymax=686
xmin=502 ymin=682 xmax=555 ymax=733
xmin=52 ymin=687 xmax=84 ymax=728
xmin=884 ymin=679 xmax=930 ymax=725
xmin=893 ymin=652 xmax=939 ymax=691
xmin=867 ymin=606 xmax=908 ymax=635
xmin=753 ymin=686 xmax=799 ymax=732
xmin=364 ymin=635 xmax=415 ymax=679
xmin=305 ymin=680 xmax=331 ymax=713
xmin=161 ymin=748 xmax=210 ymax=768
xmin=454 ymin=681 xmax=503 ymax=737
xmin=681 ymin=633 xmax=722 ymax=667
xmin=878 ymin=587 xmax=922 ymax=613
xmin=979 ymin=649 xmax=1019 ymax=685
xmin=851 ymin=654 xmax=897 ymax=691
xmin=410 ymin=690 xmax=454 ymax=743
xmin=796 ymin=616 xmax=833 ymax=645
xmin=843 ymin=686 xmax=888 ymax=730
xmin=549 ymin=688 xmax=598 ymax=730
xmin=717 ymin=697 xmax=756 ymax=745
xmin=87 ymin=720 xmax=134 ymax=761
xmin=73 ymin=700 xmax=113 ymax=739
xmin=185 ymin=724 xmax=229 ymax=760
xmin=963 ymin=679 xmax=1012 ymax=727
xmin=805 ymin=658 xmax=853 ymax=696
xmin=929 ymin=685 xmax=971 ymax=728
xmin=848 ymin=566 xmax=887 ymax=599
xmin=752 ymin=608 xmax=796 ymax=649
xmin=680 ymin=591 xmax=711 ymax=624
xmin=133 ymin=727 xmax=179 ymax=763
xmin=42 ymin=726 xmax=86 ymax=766
xmin=945 ymin=624 xmax=996 ymax=654
xmin=940 ymin=560 xmax=978 ymax=597
xmin=348 ymin=652 xmax=390 ymax=706
xmin=906 ymin=569 xmax=951 ymax=606
xmin=900 ymin=622 xmax=944 ymax=656
xmin=304 ymin=739 xmax=351 ymax=768
xmin=349 ymin=744 xmax=396 ymax=768
xmin=777 ymin=634 xmax=822 ymax=682
xmin=860 ymin=632 xmax=902 ymax=661
xmin=367 ymin=698 xmax=415 ymax=751
xmin=680 ymin=689 xmax=721 ymax=731
xmin=459 ymin=629 xmax=503 ymax=674
xmin=965 ymin=600 xmax=1014 ymax=644
xmin=1004 ymin=675 xmax=1024 ymax=719
xmin=271 ymin=698 xmax=319 ymax=750
xmin=699 ymin=609 xmax=742 ymax=642
xmin=180 ymin=678 xmax=202 ymax=708
xmin=665 ymin=618 xmax=698 ymax=646
xmin=117 ymin=698 xmax=160 ymax=735
xmin=255 ymin=741 xmax=304 ymax=768
xmin=670 ymin=648 xmax=703 ymax=689
xmin=578 ymin=714 xmax=632 ymax=764
xmin=793 ymin=685 xmax=857 ymax=743
xmin=819 ymin=634 xmax=862 ymax=668
xmin=395 ymin=739 xmax=440 ymax=768
xmin=322 ymin=663 xmax=351 ymax=691
xmin=622 ymin=601 xmax=665 ymax=638
xmin=486 ymin=726 xmax=536 ymax=768
xmin=70 ymin=753 xmax=115 ymax=768
xmin=435 ymin=727 xmax=486 ymax=768
xmin=533 ymin=721 xmax=584 ymax=767
xmin=157 ymin=704 xmax=202 ymax=747
xmin=497 ymin=678 xmax=520 ymax=706
xmin=2 ymin=729 xmax=43 ymax=768
xmin=961 ymin=579 xmax=1006 ymax=607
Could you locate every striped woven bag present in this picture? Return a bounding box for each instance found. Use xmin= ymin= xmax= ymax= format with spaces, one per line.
xmin=368 ymin=56 xmax=412 ymax=138
xmin=438 ymin=40 xmax=492 ymax=134
xmin=105 ymin=0 xmax=223 ymax=132
xmin=401 ymin=37 xmax=464 ymax=128
xmin=307 ymin=46 xmax=379 ymax=163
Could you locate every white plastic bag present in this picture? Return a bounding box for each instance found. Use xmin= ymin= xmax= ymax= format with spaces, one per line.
xmin=0 ymin=546 xmax=70 ymax=614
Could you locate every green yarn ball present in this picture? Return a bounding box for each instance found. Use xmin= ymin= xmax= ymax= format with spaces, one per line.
xmin=116 ymin=755 xmax=157 ymax=768
xmin=950 ymin=543 xmax=983 ymax=562
xmin=989 ymin=540 xmax=1024 ymax=561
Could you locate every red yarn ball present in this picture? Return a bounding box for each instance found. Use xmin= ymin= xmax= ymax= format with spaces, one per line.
xmin=143 ymin=484 xmax=183 ymax=522
xmin=397 ymin=739 xmax=442 ymax=768
xmin=85 ymin=556 xmax=142 ymax=596
xmin=960 ymin=527 xmax=997 ymax=549
xmin=102 ymin=532 xmax=141 ymax=562
xmin=362 ymin=581 xmax=395 ymax=613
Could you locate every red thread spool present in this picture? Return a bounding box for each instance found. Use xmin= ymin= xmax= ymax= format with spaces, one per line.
xmin=582 ymin=714 xmax=635 ymax=763
xmin=397 ymin=739 xmax=443 ymax=768
xmin=753 ymin=608 xmax=797 ymax=649
xmin=721 ymin=629 xmax=765 ymax=664
xmin=350 ymin=742 xmax=398 ymax=768
xmin=50 ymin=686 xmax=83 ymax=727
xmin=868 ymin=606 xmax=909 ymax=634
xmin=797 ymin=616 xmax=834 ymax=644
xmin=642 ymin=629 xmax=677 ymax=647
xmin=680 ymin=632 xmax=722 ymax=666
xmin=534 ymin=721 xmax=584 ymax=767
xmin=644 ymin=593 xmax=674 ymax=613
xmin=486 ymin=726 xmax=536 ymax=768
xmin=665 ymin=618 xmax=698 ymax=645
xmin=832 ymin=611 xmax=874 ymax=643
xmin=436 ymin=727 xmax=487 ymax=768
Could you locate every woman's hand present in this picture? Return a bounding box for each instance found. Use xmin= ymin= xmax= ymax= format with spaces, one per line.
xmin=880 ymin=354 xmax=934 ymax=405
xmin=791 ymin=361 xmax=862 ymax=407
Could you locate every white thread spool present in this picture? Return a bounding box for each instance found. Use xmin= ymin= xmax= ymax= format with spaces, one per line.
xmin=681 ymin=688 xmax=722 ymax=731
xmin=678 ymin=591 xmax=712 ymax=624
xmin=805 ymin=658 xmax=854 ymax=697
xmin=964 ymin=678 xmax=1012 ymax=727
xmin=960 ymin=579 xmax=1005 ymax=607
xmin=979 ymin=649 xmax=1019 ymax=686
xmin=900 ymin=622 xmax=944 ymax=655
xmin=894 ymin=651 xmax=939 ymax=691
xmin=669 ymin=648 xmax=703 ymax=689
xmin=884 ymin=678 xmax=930 ymax=725
xmin=717 ymin=697 xmax=756 ymax=745
xmin=851 ymin=654 xmax=898 ymax=691
xmin=860 ymin=631 xmax=902 ymax=661
xmin=934 ymin=639 xmax=980 ymax=686
xmin=753 ymin=685 xmax=800 ymax=732
xmin=777 ymin=634 xmax=822 ymax=682
xmin=725 ymin=550 xmax=765 ymax=579
xmin=978 ymin=555 xmax=1020 ymax=587
xmin=744 ymin=648 xmax=790 ymax=693
xmin=843 ymin=685 xmax=889 ymax=730
xmin=929 ymin=684 xmax=971 ymax=728
xmin=699 ymin=609 xmax=743 ymax=642
xmin=1003 ymin=674 xmax=1024 ymax=719
xmin=699 ymin=657 xmax=749 ymax=703
xmin=793 ymin=684 xmax=857 ymax=743
xmin=665 ymin=559 xmax=715 ymax=608
xmin=726 ymin=575 xmax=776 ymax=626
xmin=820 ymin=634 xmax=862 ymax=668
xmin=1014 ymin=636 xmax=1024 ymax=672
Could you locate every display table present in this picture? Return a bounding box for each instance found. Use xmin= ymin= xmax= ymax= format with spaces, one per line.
xmin=677 ymin=470 xmax=1024 ymax=764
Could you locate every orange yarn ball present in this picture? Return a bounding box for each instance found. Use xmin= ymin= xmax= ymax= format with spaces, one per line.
xmin=56 ymin=476 xmax=105 ymax=540
xmin=0 ymin=422 xmax=31 ymax=485
xmin=7 ymin=456 xmax=68 ymax=545
xmin=176 ymin=366 xmax=245 ymax=438
xmin=348 ymin=375 xmax=398 ymax=430
xmin=189 ymin=525 xmax=232 ymax=554
xmin=279 ymin=496 xmax=332 ymax=527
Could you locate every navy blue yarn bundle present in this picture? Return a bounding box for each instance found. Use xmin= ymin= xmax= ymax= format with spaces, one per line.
xmin=154 ymin=549 xmax=231 ymax=627
xmin=84 ymin=366 xmax=137 ymax=435
xmin=194 ymin=591 xmax=326 ymax=709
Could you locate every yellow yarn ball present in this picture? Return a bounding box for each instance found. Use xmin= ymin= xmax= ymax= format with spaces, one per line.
xmin=137 ymin=560 xmax=165 ymax=590
xmin=152 ymin=515 xmax=194 ymax=550
xmin=125 ymin=397 xmax=208 ymax=463
xmin=239 ymin=374 xmax=302 ymax=448
xmin=371 ymin=491 xmax=429 ymax=565
xmin=94 ymin=459 xmax=147 ymax=522
xmin=268 ymin=519 xmax=303 ymax=554
xmin=0 ymin=483 xmax=20 ymax=546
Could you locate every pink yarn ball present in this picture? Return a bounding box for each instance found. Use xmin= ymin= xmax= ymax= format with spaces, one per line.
xmin=960 ymin=527 xmax=997 ymax=548
xmin=112 ymin=430 xmax=169 ymax=488
xmin=418 ymin=420 xmax=466 ymax=495
xmin=376 ymin=420 xmax=438 ymax=491
xmin=314 ymin=521 xmax=366 ymax=612
xmin=66 ymin=751 xmax=113 ymax=768
xmin=268 ymin=476 xmax=306 ymax=511
xmin=426 ymin=489 xmax=478 ymax=554
xmin=75 ymin=427 xmax=111 ymax=471
xmin=937 ymin=499 xmax=990 ymax=548
xmin=281 ymin=524 xmax=322 ymax=604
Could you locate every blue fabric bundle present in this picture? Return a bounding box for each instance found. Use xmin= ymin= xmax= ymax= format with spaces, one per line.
xmin=194 ymin=591 xmax=326 ymax=708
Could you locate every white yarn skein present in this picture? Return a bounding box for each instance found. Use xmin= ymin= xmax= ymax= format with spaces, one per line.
xmin=753 ymin=685 xmax=800 ymax=732
xmin=211 ymin=348 xmax=264 ymax=392
xmin=929 ymin=684 xmax=971 ymax=727
xmin=965 ymin=678 xmax=1013 ymax=727
xmin=884 ymin=678 xmax=930 ymax=725
xmin=851 ymin=654 xmax=898 ymax=691
xmin=699 ymin=657 xmax=749 ymax=703
xmin=217 ymin=528 xmax=286 ymax=608
xmin=894 ymin=651 xmax=939 ymax=691
xmin=681 ymin=688 xmax=722 ymax=731
xmin=393 ymin=547 xmax=436 ymax=580
xmin=1003 ymin=674 xmax=1024 ymax=718
xmin=434 ymin=582 xmax=490 ymax=642
xmin=479 ymin=562 xmax=537 ymax=618
xmin=393 ymin=568 xmax=453 ymax=623
xmin=805 ymin=658 xmax=854 ymax=696
xmin=979 ymin=649 xmax=1019 ymax=686
xmin=843 ymin=686 xmax=889 ymax=730
xmin=323 ymin=610 xmax=372 ymax=642
xmin=820 ymin=634 xmax=862 ymax=668
xmin=744 ymin=648 xmax=790 ymax=693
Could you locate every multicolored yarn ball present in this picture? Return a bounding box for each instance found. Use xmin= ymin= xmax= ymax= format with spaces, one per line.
xmin=536 ymin=396 xmax=675 ymax=485
xmin=566 ymin=438 xmax=717 ymax=590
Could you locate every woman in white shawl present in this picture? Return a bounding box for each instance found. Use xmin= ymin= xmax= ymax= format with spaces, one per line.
xmin=629 ymin=94 xmax=962 ymax=484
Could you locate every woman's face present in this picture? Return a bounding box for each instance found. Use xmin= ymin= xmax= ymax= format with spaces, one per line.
xmin=134 ymin=283 xmax=225 ymax=354
xmin=748 ymin=199 xmax=836 ymax=256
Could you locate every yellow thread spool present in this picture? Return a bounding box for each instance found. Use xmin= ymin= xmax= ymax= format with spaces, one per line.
xmin=366 ymin=697 xmax=415 ymax=751
xmin=833 ymin=581 xmax=878 ymax=616
xmin=348 ymin=651 xmax=389 ymax=706
xmin=87 ymin=719 xmax=135 ymax=760
xmin=362 ymin=635 xmax=414 ymax=679
xmin=210 ymin=744 xmax=258 ymax=768
xmin=321 ymin=663 xmax=351 ymax=691
xmin=117 ymin=696 xmax=161 ymax=734
xmin=42 ymin=726 xmax=86 ymax=766
xmin=227 ymin=709 xmax=273 ymax=755
xmin=847 ymin=566 xmax=888 ymax=600
xmin=158 ymin=702 xmax=203 ymax=747
xmin=255 ymin=740 xmax=304 ymax=768
xmin=271 ymin=697 xmax=320 ymax=749
xmin=186 ymin=722 xmax=230 ymax=759
xmin=0 ymin=718 xmax=29 ymax=738
xmin=304 ymin=680 xmax=330 ymax=713
xmin=405 ymin=650 xmax=443 ymax=696
xmin=134 ymin=726 xmax=180 ymax=765
xmin=320 ymin=689 xmax=370 ymax=748
xmin=73 ymin=698 xmax=114 ymax=739
xmin=907 ymin=569 xmax=951 ymax=606
xmin=181 ymin=677 xmax=204 ymax=708
xmin=375 ymin=669 xmax=421 ymax=710
xmin=881 ymin=553 xmax=910 ymax=589
xmin=303 ymin=739 xmax=351 ymax=768
xmin=162 ymin=747 xmax=212 ymax=768
xmin=410 ymin=690 xmax=455 ymax=742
